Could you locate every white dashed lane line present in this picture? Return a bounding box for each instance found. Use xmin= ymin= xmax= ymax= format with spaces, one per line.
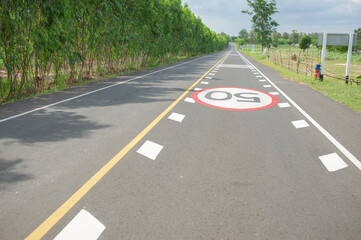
xmin=194 ymin=88 xmax=202 ymax=91
xmin=209 ymin=73 xmax=215 ymax=76
xmin=319 ymin=153 xmax=348 ymax=172
xmin=168 ymin=112 xmax=185 ymax=122
xmin=184 ymin=97 xmax=195 ymax=103
xmin=259 ymin=80 xmax=266 ymax=82
xmin=292 ymin=120 xmax=310 ymax=129
xmin=201 ymin=81 xmax=209 ymax=85
xmin=269 ymin=92 xmax=279 ymax=95
xmin=205 ymin=77 xmax=212 ymax=79
xmin=54 ymin=209 xmax=105 ymax=240
xmin=137 ymin=140 xmax=164 ymax=160
xmin=278 ymin=103 xmax=291 ymax=108
xmin=263 ymin=85 xmax=272 ymax=88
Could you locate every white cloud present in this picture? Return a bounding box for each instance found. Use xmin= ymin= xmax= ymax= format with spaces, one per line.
xmin=182 ymin=0 xmax=361 ymax=36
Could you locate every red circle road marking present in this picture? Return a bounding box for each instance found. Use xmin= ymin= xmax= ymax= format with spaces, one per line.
xmin=191 ymin=87 xmax=279 ymax=111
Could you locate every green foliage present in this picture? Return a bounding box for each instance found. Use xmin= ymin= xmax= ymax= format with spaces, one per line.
xmin=239 ymin=29 xmax=249 ymax=40
xmin=242 ymin=0 xmax=278 ymax=51
xmin=235 ymin=38 xmax=246 ymax=46
xmin=299 ymin=35 xmax=311 ymax=51
xmin=0 ymin=0 xmax=228 ymax=103
xmin=290 ymin=30 xmax=300 ymax=45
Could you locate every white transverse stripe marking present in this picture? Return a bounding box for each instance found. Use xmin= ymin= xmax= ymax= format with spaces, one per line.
xmin=256 ymin=75 xmax=262 ymax=78
xmin=259 ymin=80 xmax=266 ymax=82
xmin=194 ymin=88 xmax=202 ymax=91
xmin=168 ymin=112 xmax=185 ymax=122
xmin=278 ymin=103 xmax=291 ymax=108
xmin=212 ymin=70 xmax=217 ymax=73
xmin=263 ymin=85 xmax=272 ymax=88
xmin=137 ymin=140 xmax=163 ymax=160
xmin=184 ymin=97 xmax=195 ymax=103
xmin=0 ymin=56 xmax=208 ymax=123
xmin=205 ymin=77 xmax=212 ymax=79
xmin=292 ymin=120 xmax=310 ymax=129
xmin=319 ymin=153 xmax=348 ymax=172
xmin=201 ymin=81 xmax=209 ymax=85
xmin=253 ymin=72 xmax=260 ymax=74
xmin=237 ymin=50 xmax=361 ymax=170
xmin=209 ymin=73 xmax=215 ymax=76
xmin=269 ymin=92 xmax=279 ymax=95
xmin=54 ymin=209 xmax=105 ymax=240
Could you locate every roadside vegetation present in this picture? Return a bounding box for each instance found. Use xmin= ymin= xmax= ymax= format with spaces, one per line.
xmin=239 ymin=44 xmax=361 ymax=114
xmin=0 ymin=0 xmax=229 ymax=104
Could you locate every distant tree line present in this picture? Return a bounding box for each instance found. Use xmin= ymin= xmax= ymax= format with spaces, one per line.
xmin=232 ymin=27 xmax=361 ymax=52
xmin=0 ymin=0 xmax=229 ymax=103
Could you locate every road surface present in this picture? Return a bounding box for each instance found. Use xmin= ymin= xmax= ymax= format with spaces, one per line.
xmin=1 ymin=44 xmax=361 ymax=239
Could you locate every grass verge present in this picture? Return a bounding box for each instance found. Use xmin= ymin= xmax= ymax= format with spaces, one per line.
xmin=240 ymin=47 xmax=361 ymax=114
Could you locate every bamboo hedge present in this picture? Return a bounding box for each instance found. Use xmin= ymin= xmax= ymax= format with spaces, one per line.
xmin=0 ymin=0 xmax=228 ymax=103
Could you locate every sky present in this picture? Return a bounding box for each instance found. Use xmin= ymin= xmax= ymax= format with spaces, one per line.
xmin=181 ymin=0 xmax=361 ymax=36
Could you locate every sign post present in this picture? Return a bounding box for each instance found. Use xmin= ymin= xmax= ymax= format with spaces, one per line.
xmin=318 ymin=33 xmax=357 ymax=83
xmin=345 ymin=33 xmax=354 ymax=84
xmin=320 ymin=32 xmax=327 ymax=82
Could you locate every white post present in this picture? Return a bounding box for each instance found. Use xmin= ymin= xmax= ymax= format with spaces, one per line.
xmin=320 ymin=32 xmax=327 ymax=81
xmin=345 ymin=33 xmax=354 ymax=84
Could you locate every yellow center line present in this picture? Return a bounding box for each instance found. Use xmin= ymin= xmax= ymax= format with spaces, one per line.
xmin=25 ymin=51 xmax=230 ymax=240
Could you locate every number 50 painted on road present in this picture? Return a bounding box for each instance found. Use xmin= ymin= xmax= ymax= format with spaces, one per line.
xmin=192 ymin=87 xmax=278 ymax=111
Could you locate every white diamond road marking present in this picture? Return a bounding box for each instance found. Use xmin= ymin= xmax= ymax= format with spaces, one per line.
xmin=319 ymin=153 xmax=348 ymax=172
xmin=269 ymin=92 xmax=279 ymax=95
xmin=54 ymin=209 xmax=105 ymax=240
xmin=263 ymin=85 xmax=272 ymax=88
xmin=205 ymin=77 xmax=212 ymax=79
xmin=278 ymin=103 xmax=291 ymax=108
xmin=194 ymin=88 xmax=202 ymax=91
xmin=137 ymin=140 xmax=164 ymax=160
xmin=168 ymin=112 xmax=185 ymax=122
xmin=201 ymin=81 xmax=209 ymax=84
xmin=184 ymin=97 xmax=195 ymax=103
xmin=292 ymin=120 xmax=310 ymax=129
xmin=259 ymin=80 xmax=267 ymax=82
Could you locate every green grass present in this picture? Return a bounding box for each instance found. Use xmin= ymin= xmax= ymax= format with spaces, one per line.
xmin=0 ymin=52 xmax=207 ymax=105
xmin=240 ymin=45 xmax=361 ymax=114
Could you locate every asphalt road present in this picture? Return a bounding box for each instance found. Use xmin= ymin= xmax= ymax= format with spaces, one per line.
xmin=1 ymin=43 xmax=361 ymax=240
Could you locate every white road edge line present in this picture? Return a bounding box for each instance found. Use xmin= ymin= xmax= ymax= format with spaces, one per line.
xmin=237 ymin=50 xmax=361 ymax=170
xmin=0 ymin=56 xmax=209 ymax=123
xmin=54 ymin=209 xmax=105 ymax=240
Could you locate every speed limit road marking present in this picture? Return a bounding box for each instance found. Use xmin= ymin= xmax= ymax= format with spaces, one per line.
xmin=191 ymin=87 xmax=278 ymax=111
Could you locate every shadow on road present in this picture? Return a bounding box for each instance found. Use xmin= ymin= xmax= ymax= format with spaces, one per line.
xmin=0 ymin=158 xmax=32 ymax=188
xmin=0 ymin=110 xmax=110 ymax=144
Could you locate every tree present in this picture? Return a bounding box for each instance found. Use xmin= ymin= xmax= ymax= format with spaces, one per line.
xmin=271 ymin=30 xmax=280 ymax=47
xmin=299 ymin=35 xmax=311 ymax=52
xmin=282 ymin=32 xmax=289 ymax=39
xmin=290 ymin=30 xmax=300 ymax=46
xmin=242 ymin=0 xmax=279 ymax=52
xmin=239 ymin=29 xmax=249 ymax=40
